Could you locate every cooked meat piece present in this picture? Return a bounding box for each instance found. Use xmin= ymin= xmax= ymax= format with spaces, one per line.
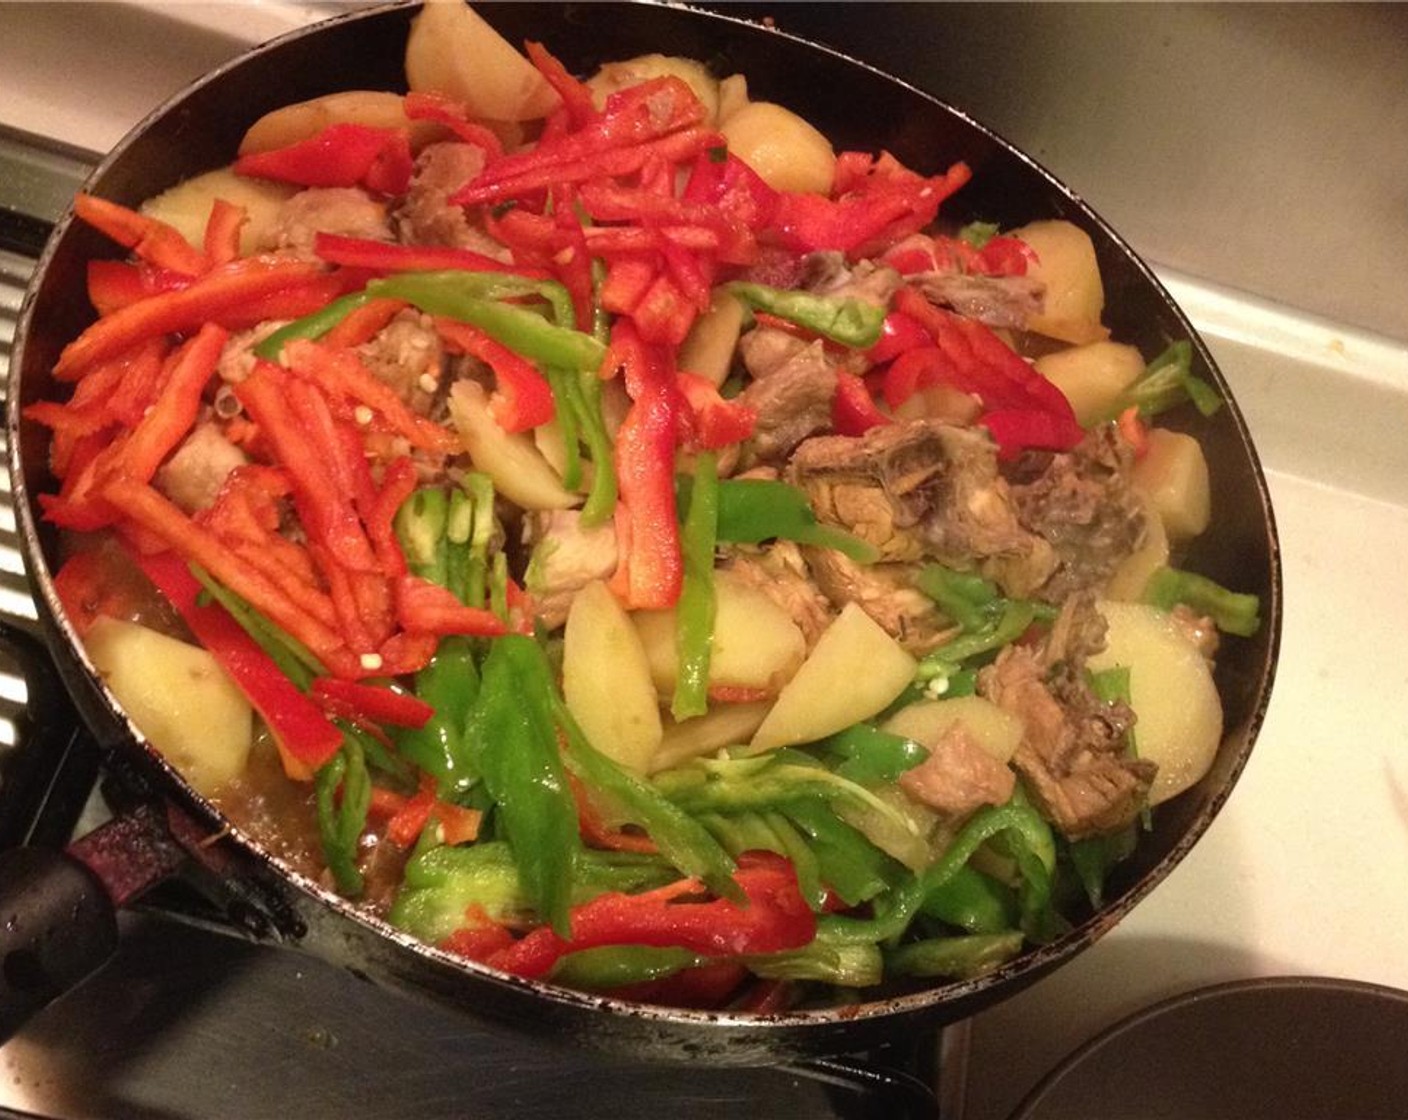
xmin=720 ymin=541 xmax=834 ymax=647
xmin=804 ymin=253 xmax=903 ymax=307
xmin=524 ymin=510 xmax=619 ymax=629
xmin=217 ymin=324 xmax=279 ymax=385
xmin=1007 ymin=426 xmax=1147 ymax=601
xmin=915 ymin=273 xmax=1045 ymax=331
xmin=394 ymin=142 xmax=508 ymax=255
xmin=979 ymin=596 xmax=1154 ymax=839
xmin=899 ymin=724 xmax=1015 ymax=821
xmin=1170 ymin=604 xmax=1221 ymax=662
xmin=358 ymin=310 xmax=445 ymax=409
xmin=788 ymin=419 xmax=1058 ymax=595
xmin=737 ymin=329 xmax=838 ymax=463
xmin=155 ymin=423 xmax=248 ymax=513
xmin=273 ymin=187 xmax=390 ymax=253
xmin=803 ymin=547 xmax=956 ymax=654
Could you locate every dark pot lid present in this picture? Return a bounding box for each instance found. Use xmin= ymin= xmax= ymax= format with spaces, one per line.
xmin=1010 ymin=975 xmax=1408 ymax=1120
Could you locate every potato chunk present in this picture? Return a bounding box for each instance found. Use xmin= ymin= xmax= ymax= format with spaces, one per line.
xmin=1088 ymin=601 xmax=1223 ymax=805
xmin=140 ymin=167 xmax=296 ymax=256
xmin=1132 ymin=429 xmax=1211 ymax=541
xmin=86 ymin=617 xmax=252 ymax=797
xmin=448 ymin=381 xmax=580 ymax=511
xmin=882 ymin=696 xmax=1024 ymax=764
xmin=587 ymin=54 xmax=721 ymax=124
xmin=563 ymin=581 xmax=662 ymax=774
xmin=1034 ymin=340 xmax=1145 ymax=428
xmin=747 ymin=602 xmax=916 ymax=753
xmin=1011 ymin=220 xmax=1108 ymax=344
xmin=239 ymin=90 xmax=444 ymax=155
xmin=721 ymin=101 xmax=836 ymax=194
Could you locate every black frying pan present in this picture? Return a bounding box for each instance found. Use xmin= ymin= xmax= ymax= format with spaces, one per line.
xmin=3 ymin=1 xmax=1280 ymax=1064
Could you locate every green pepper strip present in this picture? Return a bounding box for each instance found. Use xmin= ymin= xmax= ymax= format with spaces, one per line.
xmin=396 ymin=487 xmax=449 ymax=586
xmin=1103 ymin=340 xmax=1223 ymax=421
xmin=727 ymin=281 xmax=887 ymax=349
xmin=710 ymin=478 xmax=879 ymax=564
xmin=314 ymin=734 xmax=371 ymax=897
xmin=395 ymin=637 xmax=481 ymax=797
xmin=560 ymin=367 xmax=617 ymax=526
xmin=550 ymin=690 xmax=740 ymax=902
xmin=1143 ymin=566 xmax=1261 ymax=636
xmin=190 ymin=564 xmax=322 ymax=684
xmin=744 ymin=928 xmax=884 ymax=987
xmin=1067 ymin=825 xmax=1138 ymax=910
xmin=919 ymin=863 xmax=1018 ymax=934
xmin=550 ymin=945 xmax=705 ymax=990
xmin=252 ymin=289 xmax=376 ymax=362
xmin=544 ymin=368 xmax=584 ymax=491
xmin=672 ymin=452 xmax=718 ymax=722
xmin=388 ymin=841 xmax=674 ymax=944
xmin=369 ymin=271 xmax=605 ymax=371
xmin=819 ymin=801 xmax=1057 ymax=945
xmin=885 ymin=932 xmax=1025 ymax=980
xmin=464 ymin=635 xmax=581 ymax=935
xmin=783 ymin=800 xmax=900 ymax=908
xmin=818 ymin=723 xmax=929 ymax=785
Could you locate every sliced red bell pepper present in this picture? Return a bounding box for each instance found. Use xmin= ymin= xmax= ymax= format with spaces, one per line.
xmin=86 ymin=260 xmax=191 ymax=316
xmin=676 ymin=372 xmax=757 ymax=449
xmin=312 ymin=232 xmax=543 ymax=278
xmin=440 ymin=905 xmax=516 ymax=963
xmin=202 ymin=198 xmax=247 ymax=267
xmin=363 ymin=455 xmax=419 ymax=580
xmin=629 ymin=271 xmax=696 ymax=348
xmin=609 ymin=323 xmax=684 ymax=609
xmin=681 ymin=151 xmax=780 ymax=239
xmin=569 ymin=774 xmax=659 ymax=855
xmin=524 ymin=41 xmax=596 ymax=130
xmin=322 ymin=296 xmax=408 ymax=350
xmin=136 ymin=549 xmax=345 ymax=771
xmin=833 ymin=370 xmax=891 ymax=436
xmin=54 ymin=256 xmax=325 ymax=379
xmin=402 ymin=91 xmax=505 ymax=158
xmin=866 ymin=310 xmax=932 ymax=367
xmin=1117 ymin=405 xmax=1149 ymax=459
xmin=234 ymin=123 xmax=413 ymax=196
xmin=434 ymin=320 xmax=555 ymax=433
xmin=394 ymin=576 xmax=510 ymax=637
xmin=311 ymin=677 xmax=434 ymax=729
xmin=73 ymin=193 xmax=209 ymax=277
xmin=485 ymin=853 xmax=815 ymax=980
xmin=599 ymin=256 xmax=657 ymax=317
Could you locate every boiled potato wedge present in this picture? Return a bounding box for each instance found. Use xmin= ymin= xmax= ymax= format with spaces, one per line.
xmin=677 ymin=288 xmax=746 ymax=388
xmin=633 ymin=570 xmax=806 ymax=698
xmin=1034 ymin=340 xmax=1145 ymax=428
xmin=747 ymin=602 xmax=917 ymax=754
xmin=563 ymin=581 xmax=662 ymax=774
xmin=405 ymin=0 xmax=557 ymax=122
xmin=651 ymin=701 xmax=772 ymax=773
xmin=140 ymin=167 xmax=296 ymax=256
xmin=239 ymin=90 xmax=444 ymax=155
xmin=1105 ymin=498 xmax=1170 ymax=601
xmin=721 ymin=101 xmax=836 ymax=194
xmin=1132 ymin=429 xmax=1211 ymax=541
xmin=448 ymin=381 xmax=580 ymax=510
xmin=716 ymin=74 xmax=749 ymax=125
xmin=587 ymin=53 xmax=721 ymax=124
xmin=882 ymin=696 xmax=1024 ymax=764
xmin=86 ymin=617 xmax=252 ymax=796
xmin=1088 ymin=601 xmax=1222 ymax=805
xmin=1011 ymin=220 xmax=1108 ymax=344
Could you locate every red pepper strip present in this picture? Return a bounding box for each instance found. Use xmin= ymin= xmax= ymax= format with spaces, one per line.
xmin=38 ymin=431 xmax=122 ymax=531
xmin=881 ymin=346 xmax=960 ymax=411
xmin=73 ymin=193 xmax=209 ymax=277
xmin=676 ymin=372 xmax=757 ymax=450
xmin=203 ymin=198 xmax=247 ymax=267
xmin=452 ymin=127 xmax=719 ymax=206
xmin=311 ymin=232 xmax=542 ymax=278
xmin=236 ymin=361 xmax=379 ymax=574
xmin=486 ymin=853 xmax=816 ymax=980
xmin=583 ymin=224 xmax=721 ymax=254
xmin=433 ymin=321 xmax=555 ymax=433
xmin=833 ymin=370 xmax=891 ymax=436
xmin=550 ymin=186 xmax=597 ymax=332
xmin=376 ymin=780 xmax=437 ymax=847
xmin=627 ymin=271 xmax=696 ymax=349
xmin=283 ymin=339 xmax=459 ymax=454
xmin=136 ymin=549 xmax=345 ymax=772
xmin=86 ymin=260 xmax=191 ymax=316
xmin=569 ymin=773 xmax=659 ymax=855
xmin=364 ymin=456 xmax=418 ymax=579
xmin=112 ymin=322 xmax=227 ymax=482
xmin=577 ymin=182 xmax=752 ymax=265
xmin=464 ymin=77 xmax=704 ymax=194
xmin=440 ymin=906 xmax=516 ymax=963
xmin=681 ymin=151 xmax=780 ymax=237
xmin=394 ymin=576 xmax=510 ymax=638
xmin=322 ymin=297 xmax=409 ymax=350
xmin=311 ymin=677 xmax=434 ymax=730
xmin=610 ymin=324 xmax=684 ymax=609
xmin=51 ymin=549 xmax=149 ymax=638
xmin=212 ymin=271 xmax=367 ymax=333
xmin=402 ymin=91 xmax=505 ymax=159
xmin=375 ymin=629 xmax=439 ymax=677
xmin=103 ymin=477 xmax=359 ymax=678
xmin=234 ymin=123 xmax=413 ymax=196
xmin=524 ymin=41 xmax=596 ymax=130
xmin=599 ymin=256 xmax=657 ymax=317
xmin=53 ymin=256 xmax=325 ymax=379
xmin=866 ymin=310 xmax=932 ymax=367
xmin=973 ymin=235 xmax=1035 ymax=277
xmin=1117 ymin=405 xmax=1149 ymax=459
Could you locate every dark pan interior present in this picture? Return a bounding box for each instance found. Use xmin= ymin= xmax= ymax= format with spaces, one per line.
xmin=9 ymin=2 xmax=1280 ymax=1063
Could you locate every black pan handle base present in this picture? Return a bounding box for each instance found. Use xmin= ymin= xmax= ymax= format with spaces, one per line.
xmin=0 ymin=846 xmax=118 ymax=1043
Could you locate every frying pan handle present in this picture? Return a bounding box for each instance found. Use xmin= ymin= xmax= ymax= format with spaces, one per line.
xmin=0 ymin=846 xmax=118 ymax=1044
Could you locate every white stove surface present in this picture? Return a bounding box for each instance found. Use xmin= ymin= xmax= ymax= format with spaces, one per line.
xmin=2 ymin=5 xmax=1406 ymax=1118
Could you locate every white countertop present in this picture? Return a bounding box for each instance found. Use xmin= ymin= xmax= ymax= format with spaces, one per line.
xmin=3 ymin=5 xmax=1407 ymax=1117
